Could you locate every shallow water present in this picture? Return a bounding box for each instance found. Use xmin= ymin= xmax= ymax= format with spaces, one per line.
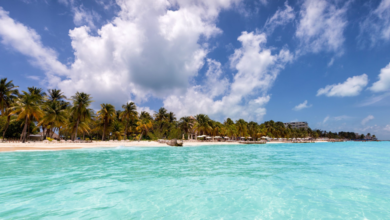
xmin=1 ymin=142 xmax=390 ymax=219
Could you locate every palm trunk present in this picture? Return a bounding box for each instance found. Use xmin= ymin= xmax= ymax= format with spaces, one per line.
xmin=73 ymin=118 xmax=80 ymax=141
xmin=139 ymin=132 xmax=143 ymax=141
xmin=102 ymin=120 xmax=106 ymax=141
xmin=20 ymin=116 xmax=28 ymax=143
xmin=2 ymin=115 xmax=10 ymax=140
xmin=43 ymin=126 xmax=47 ymax=139
xmin=125 ymin=121 xmax=128 ymax=140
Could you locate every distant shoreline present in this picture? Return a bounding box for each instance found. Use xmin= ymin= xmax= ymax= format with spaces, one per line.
xmin=0 ymin=140 xmax=386 ymax=153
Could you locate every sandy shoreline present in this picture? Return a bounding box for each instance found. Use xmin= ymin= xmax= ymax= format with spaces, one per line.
xmin=0 ymin=141 xmax=241 ymax=152
xmin=0 ymin=140 xmax=331 ymax=152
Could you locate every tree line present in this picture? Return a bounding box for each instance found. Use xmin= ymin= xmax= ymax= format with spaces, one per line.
xmin=0 ymin=78 xmax=374 ymax=142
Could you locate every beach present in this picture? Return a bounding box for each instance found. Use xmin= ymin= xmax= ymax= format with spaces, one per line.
xmin=0 ymin=140 xmax=335 ymax=152
xmin=0 ymin=141 xmax=245 ymax=152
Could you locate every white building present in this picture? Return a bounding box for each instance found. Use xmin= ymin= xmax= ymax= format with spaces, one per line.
xmin=284 ymin=122 xmax=309 ymax=129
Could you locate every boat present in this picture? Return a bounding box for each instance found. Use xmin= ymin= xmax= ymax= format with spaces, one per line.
xmin=166 ymin=139 xmax=183 ymax=147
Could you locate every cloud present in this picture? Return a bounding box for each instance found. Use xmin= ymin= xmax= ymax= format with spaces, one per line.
xmin=163 ymin=31 xmax=292 ymax=121
xmin=56 ymin=0 xmax=239 ymax=106
xmin=327 ymin=57 xmax=334 ymax=67
xmin=296 ymin=0 xmax=348 ymax=54
xmin=359 ymin=0 xmax=390 ymax=46
xmin=0 ymin=1 xmax=294 ymax=122
xmin=137 ymin=106 xmax=154 ymax=116
xmin=72 ymin=5 xmax=100 ymax=28
xmin=384 ymin=125 xmax=390 ymax=132
xmin=370 ymin=62 xmax=390 ymax=92
xmin=361 ymin=115 xmax=374 ymax=125
xmin=317 ymin=74 xmax=368 ymax=97
xmin=323 ymin=116 xmax=330 ymax=123
xmin=263 ymin=1 xmax=295 ymax=34
xmin=333 ymin=115 xmax=351 ymax=121
xmin=26 ymin=75 xmax=40 ymax=80
xmin=293 ymin=100 xmax=311 ymax=111
xmin=323 ymin=115 xmax=350 ymax=123
xmin=0 ymin=7 xmax=68 ymax=78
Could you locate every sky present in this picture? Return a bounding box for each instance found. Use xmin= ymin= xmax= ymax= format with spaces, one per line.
xmin=0 ymin=0 xmax=390 ymax=139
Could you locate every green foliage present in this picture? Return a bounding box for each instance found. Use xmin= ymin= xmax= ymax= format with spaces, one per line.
xmin=46 ymin=137 xmax=54 ymax=142
xmin=0 ymin=116 xmax=37 ymax=138
xmin=1 ymin=78 xmax=369 ymax=142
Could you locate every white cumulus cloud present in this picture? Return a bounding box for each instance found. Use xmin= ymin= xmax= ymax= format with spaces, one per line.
xmin=384 ymin=124 xmax=390 ymax=132
xmin=370 ymin=62 xmax=390 ymax=92
xmin=293 ymin=100 xmax=311 ymax=111
xmin=317 ymin=74 xmax=368 ymax=97
xmin=361 ymin=115 xmax=374 ymax=125
xmin=164 ymin=31 xmax=292 ymax=121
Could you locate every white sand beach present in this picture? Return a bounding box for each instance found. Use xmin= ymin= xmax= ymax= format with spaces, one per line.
xmin=0 ymin=141 xmax=244 ymax=152
xmin=0 ymin=140 xmax=333 ymax=152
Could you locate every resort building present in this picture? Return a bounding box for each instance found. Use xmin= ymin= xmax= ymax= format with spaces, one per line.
xmin=283 ymin=122 xmax=309 ymax=129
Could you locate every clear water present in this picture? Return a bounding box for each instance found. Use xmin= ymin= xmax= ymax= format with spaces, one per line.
xmin=1 ymin=142 xmax=390 ymax=219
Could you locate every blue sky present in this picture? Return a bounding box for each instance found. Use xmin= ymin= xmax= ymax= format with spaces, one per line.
xmin=1 ymin=0 xmax=390 ymax=139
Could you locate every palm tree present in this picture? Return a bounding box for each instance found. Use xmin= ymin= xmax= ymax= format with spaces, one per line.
xmin=179 ymin=116 xmax=195 ymax=137
xmin=111 ymin=120 xmax=125 ymax=140
xmin=38 ymin=101 xmax=68 ymax=138
xmin=9 ymin=91 xmax=43 ymax=142
xmin=136 ymin=117 xmax=153 ymax=141
xmin=154 ymin=107 xmax=168 ymax=122
xmin=0 ymin=78 xmax=19 ymax=139
xmin=97 ymin=103 xmax=116 ymax=141
xmin=28 ymin=87 xmax=46 ymax=100
xmin=140 ymin=111 xmax=153 ymax=121
xmin=70 ymin=92 xmax=93 ymax=141
xmin=120 ymin=102 xmax=137 ymax=139
xmin=168 ymin=112 xmax=176 ymax=123
xmin=235 ymin=119 xmax=248 ymax=137
xmin=47 ymin=89 xmax=67 ymax=102
xmin=194 ymin=114 xmax=211 ymax=135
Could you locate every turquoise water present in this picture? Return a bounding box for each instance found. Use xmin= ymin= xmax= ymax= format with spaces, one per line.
xmin=1 ymin=142 xmax=390 ymax=219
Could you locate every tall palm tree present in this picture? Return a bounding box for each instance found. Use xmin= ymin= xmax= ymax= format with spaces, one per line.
xmin=70 ymin=92 xmax=93 ymax=141
xmin=195 ymin=114 xmax=211 ymax=135
xmin=235 ymin=119 xmax=248 ymax=137
xmin=0 ymin=78 xmax=19 ymax=139
xmin=168 ymin=112 xmax=176 ymax=123
xmin=120 ymin=102 xmax=137 ymax=139
xmin=154 ymin=107 xmax=168 ymax=122
xmin=9 ymin=91 xmax=43 ymax=142
xmin=140 ymin=111 xmax=153 ymax=121
xmin=28 ymin=87 xmax=46 ymax=100
xmin=38 ymin=101 xmax=68 ymax=138
xmin=178 ymin=116 xmax=195 ymax=136
xmin=136 ymin=117 xmax=153 ymax=141
xmin=97 ymin=103 xmax=116 ymax=141
xmin=111 ymin=120 xmax=124 ymax=140
xmin=47 ymin=89 xmax=67 ymax=102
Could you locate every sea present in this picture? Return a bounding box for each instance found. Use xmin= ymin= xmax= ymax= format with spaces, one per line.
xmin=0 ymin=142 xmax=389 ymax=219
